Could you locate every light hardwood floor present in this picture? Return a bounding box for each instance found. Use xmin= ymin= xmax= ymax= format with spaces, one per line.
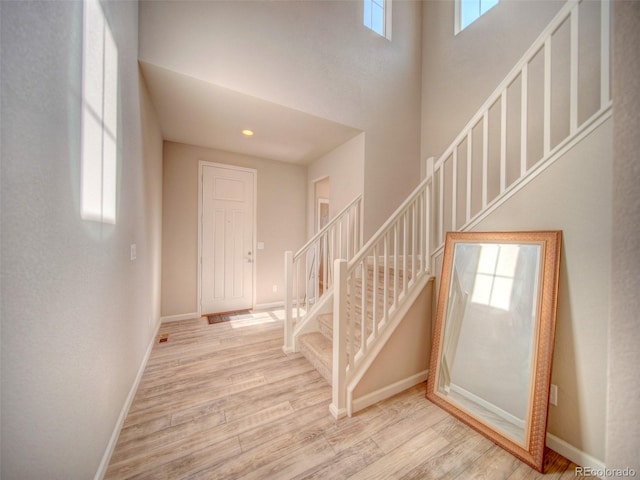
xmin=105 ymin=309 xmax=589 ymax=479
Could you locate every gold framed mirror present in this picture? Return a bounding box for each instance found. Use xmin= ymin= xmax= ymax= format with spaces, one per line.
xmin=426 ymin=231 xmax=562 ymax=472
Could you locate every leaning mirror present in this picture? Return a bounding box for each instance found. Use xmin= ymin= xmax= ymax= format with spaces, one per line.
xmin=426 ymin=231 xmax=562 ymax=472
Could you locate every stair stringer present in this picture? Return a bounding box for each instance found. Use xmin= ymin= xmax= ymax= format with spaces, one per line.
xmin=345 ymin=274 xmax=435 ymax=417
xmin=288 ymin=287 xmax=333 ymax=353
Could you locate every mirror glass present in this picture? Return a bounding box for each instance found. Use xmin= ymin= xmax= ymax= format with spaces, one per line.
xmin=427 ymin=231 xmax=562 ymax=472
xmin=438 ymin=242 xmax=540 ymax=444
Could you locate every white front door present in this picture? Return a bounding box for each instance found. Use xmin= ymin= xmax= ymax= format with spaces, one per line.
xmin=200 ymin=163 xmax=255 ymax=314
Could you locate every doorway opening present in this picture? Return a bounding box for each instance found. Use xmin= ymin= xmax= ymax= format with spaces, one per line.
xmin=313 ymin=177 xmax=330 ymax=296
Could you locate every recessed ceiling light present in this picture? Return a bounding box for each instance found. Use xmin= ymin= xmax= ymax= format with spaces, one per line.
xmin=242 ymin=129 xmax=254 ymax=137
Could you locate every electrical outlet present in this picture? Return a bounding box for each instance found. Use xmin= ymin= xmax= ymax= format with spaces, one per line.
xmin=130 ymin=243 xmax=137 ymax=261
xmin=550 ymin=384 xmax=558 ymax=406
xmin=273 ymin=285 xmax=278 ymax=293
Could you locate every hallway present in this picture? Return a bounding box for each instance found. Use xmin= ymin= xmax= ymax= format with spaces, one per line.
xmin=106 ymin=310 xmax=585 ymax=479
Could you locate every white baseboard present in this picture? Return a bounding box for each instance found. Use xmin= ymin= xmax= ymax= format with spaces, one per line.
xmin=161 ymin=312 xmax=200 ymax=323
xmin=350 ymin=370 xmax=428 ymax=415
xmin=546 ymin=433 xmax=607 ymax=472
xmin=94 ymin=318 xmax=161 ymax=480
xmin=346 ymin=364 xmax=612 ymax=476
xmin=329 ymin=403 xmax=347 ymax=420
xmin=254 ymin=301 xmax=284 ymax=311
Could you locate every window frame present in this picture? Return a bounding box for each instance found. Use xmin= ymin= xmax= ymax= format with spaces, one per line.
xmin=455 ymin=0 xmax=499 ymax=35
xmin=363 ymin=0 xmax=392 ymax=40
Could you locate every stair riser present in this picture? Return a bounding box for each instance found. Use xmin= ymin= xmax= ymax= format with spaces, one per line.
xmin=297 ymin=265 xmax=413 ymax=396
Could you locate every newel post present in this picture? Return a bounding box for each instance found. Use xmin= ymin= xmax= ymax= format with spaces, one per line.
xmin=330 ymin=258 xmax=348 ymax=419
xmin=283 ymin=250 xmax=294 ymax=353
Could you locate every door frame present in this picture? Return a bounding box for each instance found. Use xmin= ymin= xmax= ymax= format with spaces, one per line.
xmin=197 ymin=160 xmax=257 ymax=316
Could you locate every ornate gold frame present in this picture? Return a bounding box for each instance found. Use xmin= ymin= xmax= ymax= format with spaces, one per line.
xmin=426 ymin=231 xmax=562 ymax=472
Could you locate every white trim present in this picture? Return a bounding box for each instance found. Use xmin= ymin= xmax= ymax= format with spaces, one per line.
xmin=254 ymin=301 xmax=284 ymax=311
xmin=455 ymin=0 xmax=501 ymax=36
xmin=329 ymin=403 xmax=347 ymax=420
xmin=452 ymin=148 xmax=458 ymax=230
xmin=316 ymin=197 xmax=329 ymax=233
xmin=161 ymin=312 xmax=200 ymax=323
xmin=385 ymin=0 xmax=392 ymax=41
xmin=600 ymin=0 xmax=610 ymax=108
xmin=350 ymin=370 xmax=428 ymax=415
xmin=454 ymin=0 xmax=462 ymax=35
xmin=546 ymin=433 xmax=607 ymax=472
xmin=362 ymin=0 xmax=392 ymax=41
xmin=198 ymin=161 xmax=257 ymax=317
xmin=310 ymin=174 xmax=330 ymax=185
xmin=569 ymin=6 xmax=579 ymax=135
xmin=520 ymin=63 xmax=528 ymax=177
xmin=94 ymin=319 xmax=161 ymax=480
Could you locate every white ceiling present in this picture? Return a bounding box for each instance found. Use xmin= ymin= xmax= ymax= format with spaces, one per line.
xmin=140 ymin=61 xmax=361 ymax=165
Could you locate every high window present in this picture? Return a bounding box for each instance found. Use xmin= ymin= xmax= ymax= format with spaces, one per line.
xmin=81 ymin=0 xmax=118 ymax=224
xmin=456 ymin=0 xmax=499 ymax=34
xmin=364 ymin=0 xmax=391 ymax=39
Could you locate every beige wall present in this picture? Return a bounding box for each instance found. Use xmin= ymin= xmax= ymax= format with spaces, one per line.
xmin=607 ymin=1 xmax=640 ymax=474
xmin=161 ymin=142 xmax=307 ymax=317
xmin=139 ymin=0 xmax=423 ymax=241
xmin=307 ymin=133 xmax=365 ymax=237
xmin=0 ymin=1 xmax=164 ymax=478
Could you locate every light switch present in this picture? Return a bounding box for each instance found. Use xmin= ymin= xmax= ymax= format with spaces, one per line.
xmin=550 ymin=384 xmax=558 ymax=406
xmin=257 ymin=242 xmax=265 ymax=250
xmin=130 ymin=243 xmax=137 ymax=261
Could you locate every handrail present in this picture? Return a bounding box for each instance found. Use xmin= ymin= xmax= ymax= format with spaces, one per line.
xmin=431 ymin=0 xmax=611 ymax=250
xmin=294 ymin=194 xmax=363 ymax=261
xmin=330 ymin=163 xmax=434 ymax=417
xmin=283 ymin=194 xmax=363 ymax=353
xmin=347 ymin=177 xmax=430 ymax=271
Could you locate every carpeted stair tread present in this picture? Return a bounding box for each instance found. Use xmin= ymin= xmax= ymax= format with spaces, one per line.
xmin=297 ymin=264 xmax=412 ymax=387
xmin=317 ymin=311 xmax=371 ymax=344
xmin=318 ymin=313 xmax=333 ymax=339
xmin=298 ymin=332 xmax=333 ymax=385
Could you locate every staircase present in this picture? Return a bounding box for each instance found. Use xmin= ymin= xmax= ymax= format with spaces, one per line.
xmin=285 ymin=177 xmax=433 ymax=418
xmin=282 ymin=195 xmax=362 ymax=355
xmin=284 ymin=0 xmax=612 ymax=421
xmin=298 ymin=265 xmax=411 ymax=386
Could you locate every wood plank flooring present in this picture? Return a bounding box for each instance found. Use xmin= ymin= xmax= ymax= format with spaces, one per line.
xmin=105 ymin=309 xmax=590 ymax=479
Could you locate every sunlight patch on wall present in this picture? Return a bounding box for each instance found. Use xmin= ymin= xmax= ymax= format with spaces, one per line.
xmin=81 ymin=0 xmax=118 ymax=224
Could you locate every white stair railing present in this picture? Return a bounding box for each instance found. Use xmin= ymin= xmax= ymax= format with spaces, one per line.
xmin=331 ymin=167 xmax=434 ymax=418
xmin=283 ymin=195 xmax=363 ymax=352
xmin=432 ymin=0 xmax=611 ymax=252
xmin=330 ymin=0 xmax=611 ymax=419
